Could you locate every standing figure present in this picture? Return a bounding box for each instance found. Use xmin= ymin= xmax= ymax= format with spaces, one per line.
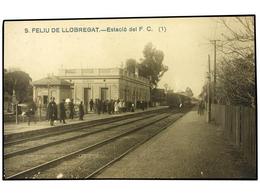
xmin=107 ymin=100 xmax=112 ymax=114
xmin=122 ymin=100 xmax=126 ymax=112
xmin=69 ymin=99 xmax=74 ymax=119
xmin=102 ymin=100 xmax=107 ymax=114
xmin=131 ymin=102 xmax=135 ymax=112
xmin=59 ymin=99 xmax=66 ymax=124
xmin=47 ymin=97 xmax=57 ymax=126
xmin=79 ymin=101 xmax=84 ymax=120
xmin=111 ymin=100 xmax=115 ymax=114
xmin=27 ymin=99 xmax=37 ymax=126
xmin=89 ymin=99 xmax=94 ymax=112
xmin=94 ymin=99 xmax=98 ymax=113
xmin=101 ymin=100 xmax=104 ymax=114
xmin=118 ymin=100 xmax=122 ymax=113
xmin=141 ymin=101 xmax=145 ymax=111
xmin=114 ymin=100 xmax=119 ymax=114
xmin=97 ymin=99 xmax=102 ymax=115
xmin=198 ymin=100 xmax=205 ymax=115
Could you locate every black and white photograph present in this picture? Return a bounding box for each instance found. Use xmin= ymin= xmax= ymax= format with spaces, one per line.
xmin=2 ymin=16 xmax=256 ymax=180
xmin=1 ymin=0 xmax=260 ymax=194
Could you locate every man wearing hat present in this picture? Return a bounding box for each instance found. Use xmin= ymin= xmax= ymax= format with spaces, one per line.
xmin=47 ymin=97 xmax=57 ymax=126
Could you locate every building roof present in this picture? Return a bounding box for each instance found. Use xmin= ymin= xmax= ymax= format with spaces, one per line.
xmin=33 ymin=76 xmax=72 ymax=86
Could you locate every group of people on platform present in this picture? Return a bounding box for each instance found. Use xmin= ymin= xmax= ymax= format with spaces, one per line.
xmin=15 ymin=96 xmax=149 ymax=127
xmin=46 ymin=97 xmax=80 ymax=126
xmin=45 ymin=97 xmax=148 ymax=126
xmin=89 ymin=99 xmax=136 ymax=115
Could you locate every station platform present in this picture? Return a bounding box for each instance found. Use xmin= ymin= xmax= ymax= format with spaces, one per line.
xmin=3 ymin=106 xmax=167 ymax=137
xmin=96 ymin=109 xmax=256 ymax=179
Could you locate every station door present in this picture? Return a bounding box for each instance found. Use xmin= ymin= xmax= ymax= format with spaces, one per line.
xmin=101 ymin=88 xmax=108 ymax=101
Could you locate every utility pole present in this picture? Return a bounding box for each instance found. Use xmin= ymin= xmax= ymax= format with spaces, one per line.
xmin=210 ymin=40 xmax=219 ymax=104
xmin=207 ymin=55 xmax=211 ymax=123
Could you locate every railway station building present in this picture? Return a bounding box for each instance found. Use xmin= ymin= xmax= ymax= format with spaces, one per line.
xmin=33 ymin=68 xmax=151 ymax=110
xmin=32 ymin=76 xmax=72 ymax=106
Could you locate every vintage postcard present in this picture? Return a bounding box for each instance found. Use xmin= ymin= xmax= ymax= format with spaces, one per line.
xmin=3 ymin=16 xmax=256 ymax=179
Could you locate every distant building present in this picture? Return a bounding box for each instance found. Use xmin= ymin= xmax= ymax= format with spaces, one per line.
xmin=33 ymin=68 xmax=151 ymax=110
xmin=151 ymin=88 xmax=166 ymax=106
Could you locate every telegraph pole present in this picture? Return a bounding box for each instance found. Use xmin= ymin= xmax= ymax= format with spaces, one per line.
xmin=207 ymin=55 xmax=211 ymax=123
xmin=210 ymin=40 xmax=219 ymax=104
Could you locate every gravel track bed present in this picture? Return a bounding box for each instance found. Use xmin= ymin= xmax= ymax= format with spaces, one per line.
xmin=32 ymin=113 xmax=182 ymax=179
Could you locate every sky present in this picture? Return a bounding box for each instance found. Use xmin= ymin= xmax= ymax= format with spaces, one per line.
xmin=4 ymin=17 xmax=234 ymax=96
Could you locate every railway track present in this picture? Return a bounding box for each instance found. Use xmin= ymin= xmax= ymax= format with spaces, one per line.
xmin=4 ymin=109 xmax=187 ymax=179
xmin=85 ymin=113 xmax=183 ymax=179
xmin=4 ymin=108 xmax=168 ymax=145
xmin=4 ymin=112 xmax=159 ymax=158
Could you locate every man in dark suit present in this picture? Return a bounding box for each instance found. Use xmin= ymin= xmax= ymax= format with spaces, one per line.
xmin=47 ymin=97 xmax=57 ymax=126
xmin=59 ymin=99 xmax=66 ymax=124
xmin=69 ymin=99 xmax=74 ymax=119
xmin=79 ymin=101 xmax=84 ymax=120
xmin=26 ymin=98 xmax=37 ymax=126
xmin=89 ymin=99 xmax=94 ymax=112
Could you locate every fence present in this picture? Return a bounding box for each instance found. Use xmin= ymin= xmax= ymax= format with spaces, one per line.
xmin=211 ymin=104 xmax=256 ymax=169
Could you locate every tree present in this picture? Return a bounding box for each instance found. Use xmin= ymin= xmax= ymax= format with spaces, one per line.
xmin=138 ymin=43 xmax=168 ymax=88
xmin=164 ymin=83 xmax=169 ymax=92
xmin=4 ymin=70 xmax=32 ymax=102
xmin=215 ymin=17 xmax=255 ymax=107
xmin=185 ymin=87 xmax=193 ymax=97
xmin=217 ymin=55 xmax=255 ymax=107
xmin=218 ymin=17 xmax=254 ymax=60
xmin=125 ymin=58 xmax=138 ymax=74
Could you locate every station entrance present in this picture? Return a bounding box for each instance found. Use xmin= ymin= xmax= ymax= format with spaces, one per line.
xmin=101 ymin=88 xmax=108 ymax=101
